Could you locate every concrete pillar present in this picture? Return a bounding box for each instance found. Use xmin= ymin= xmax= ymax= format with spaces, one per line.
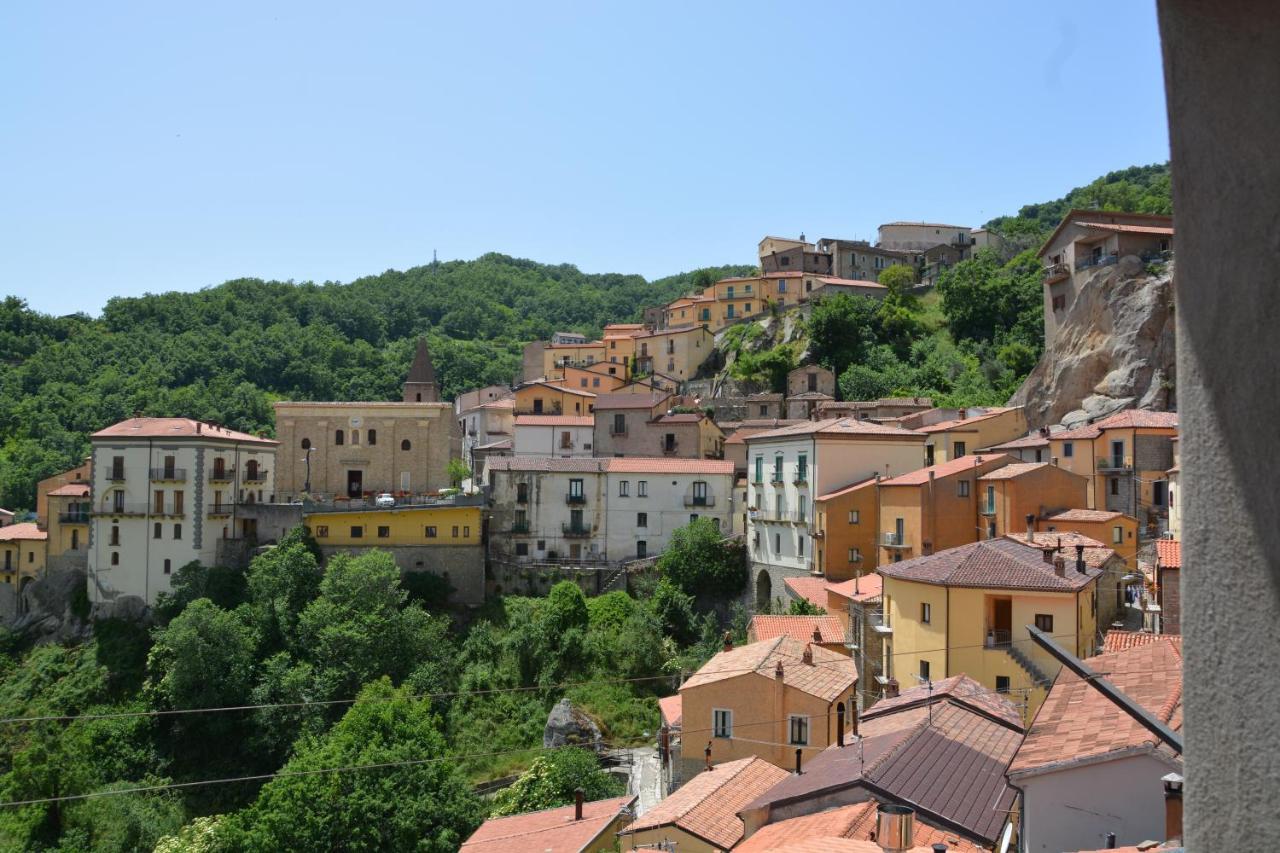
xmin=1157 ymin=1 xmax=1280 ymax=848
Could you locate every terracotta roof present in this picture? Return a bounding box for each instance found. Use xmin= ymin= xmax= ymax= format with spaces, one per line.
xmin=513 ymin=415 xmax=593 ymax=427
xmin=877 ymin=538 xmax=1102 ymax=592
xmin=0 ymin=523 xmax=47 ymax=542
xmin=725 ymin=427 xmax=775 ymax=447
xmin=460 ymin=795 xmax=635 ymax=853
xmin=681 ymin=637 xmax=856 ymax=702
xmin=786 ymin=391 xmax=835 ymax=401
xmin=860 ymin=673 xmax=1024 ymax=730
xmin=485 ymin=456 xmax=733 ymax=475
xmin=91 ymin=418 xmax=277 ymax=446
xmin=784 ymin=576 xmax=830 ymax=609
xmin=1036 ymin=209 xmax=1174 ymax=258
xmin=977 ymin=461 xmax=1050 ymax=480
xmin=621 ymin=757 xmax=789 ymax=849
xmin=1102 ymin=629 xmax=1167 ymax=654
xmin=815 ymin=276 xmax=888 ymax=289
xmin=1077 ymin=221 xmax=1175 ymax=236
xmin=879 ymin=454 xmax=1013 ymax=487
xmin=486 ymin=457 xmax=610 ymax=474
xmin=1156 ymin=538 xmax=1181 ymax=570
xmin=916 ymin=409 xmax=1014 ymax=434
xmin=1052 ymin=424 xmax=1102 ymax=440
xmin=1009 ymin=637 xmax=1183 ymax=777
xmin=981 ymin=433 xmax=1050 ymax=451
xmin=748 ymin=418 xmax=923 ymax=441
xmin=877 ymin=397 xmax=934 ymax=407
xmin=1093 ymin=410 xmax=1179 ymax=430
xmin=658 ymin=695 xmax=682 ymax=728
xmin=520 ymin=381 xmax=598 ymax=398
xmin=736 ymin=800 xmax=982 ymax=853
xmin=47 ymin=483 xmax=91 ymax=497
xmin=1002 ymin=532 xmax=1117 ymax=571
xmin=825 ymin=573 xmax=882 ymax=604
xmin=1045 ymin=508 xmax=1126 ymax=523
xmin=746 ymin=701 xmax=1021 ymax=846
xmin=749 ymin=615 xmax=846 ymax=645
xmin=592 ymin=393 xmax=670 ymax=410
xmin=815 ymin=476 xmax=878 ymax=501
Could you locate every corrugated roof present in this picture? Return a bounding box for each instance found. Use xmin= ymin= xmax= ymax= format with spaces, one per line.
xmin=460 ymin=795 xmax=636 ymax=853
xmin=91 ymin=418 xmax=277 ymax=446
xmin=877 ymin=538 xmax=1102 ymax=592
xmin=681 ymin=636 xmax=856 ymax=702
xmin=1077 ymin=221 xmax=1175 ymax=236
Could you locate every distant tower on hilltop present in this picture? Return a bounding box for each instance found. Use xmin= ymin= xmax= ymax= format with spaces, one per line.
xmin=403 ymin=338 xmax=439 ymax=403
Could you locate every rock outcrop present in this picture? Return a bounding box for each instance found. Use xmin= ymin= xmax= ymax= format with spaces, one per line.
xmin=543 ymin=698 xmax=603 ymax=751
xmin=1011 ymin=257 xmax=1176 ymax=429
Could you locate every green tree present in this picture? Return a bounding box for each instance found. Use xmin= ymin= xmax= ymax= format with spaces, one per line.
xmin=154 ymin=561 xmax=249 ymax=624
xmin=657 ymin=518 xmax=746 ymax=598
xmin=447 ymin=458 xmax=471 ymax=487
xmin=806 ymin=294 xmax=880 ymax=379
xmin=146 ymin=599 xmax=257 ymax=714
xmin=489 ymin=748 xmax=624 ymax=817
xmin=877 ymin=264 xmax=920 ymax=311
xmin=246 ymin=531 xmax=324 ymax=653
xmin=730 ymin=344 xmax=798 ymax=392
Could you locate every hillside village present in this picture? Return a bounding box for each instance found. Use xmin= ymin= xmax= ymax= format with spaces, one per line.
xmin=0 ymin=204 xmax=1190 ymax=852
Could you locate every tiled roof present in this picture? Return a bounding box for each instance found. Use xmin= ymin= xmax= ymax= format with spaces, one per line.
xmin=658 ymin=694 xmax=682 ymax=728
xmin=681 ymin=637 xmax=856 ymax=702
xmin=91 ymin=418 xmax=277 ymax=446
xmin=522 ymin=381 xmax=598 ymax=398
xmin=622 ymin=757 xmax=790 ymax=849
xmin=860 ymin=673 xmax=1024 ymax=730
xmin=513 ymin=415 xmax=593 ymax=427
xmin=652 ymin=413 xmax=706 ymax=424
xmin=877 ymin=397 xmax=934 ymax=407
xmin=981 ymin=433 xmax=1050 ymax=450
xmin=1009 ymin=637 xmax=1183 ymax=777
xmin=724 ymin=427 xmax=775 ymax=446
xmin=477 ymin=399 xmax=515 ymax=409
xmin=1156 ymin=538 xmax=1181 ymax=570
xmin=786 ymin=391 xmax=835 ymax=400
xmin=1003 ymin=532 xmax=1116 ymax=571
xmin=916 ymin=409 xmax=1014 ymax=434
xmin=815 ymin=476 xmax=878 ymax=501
xmin=591 ymin=393 xmax=670 ymax=410
xmin=977 ymin=461 xmax=1050 ymax=480
xmin=815 ymin=276 xmax=888 ymax=289
xmin=47 ymin=483 xmax=91 ymax=497
xmin=784 ymin=576 xmax=830 ymax=609
xmin=748 ymin=417 xmax=923 ymax=441
xmin=1102 ymin=629 xmax=1167 ymax=654
xmin=0 ymin=523 xmax=47 ymax=542
xmin=877 ymin=538 xmax=1102 ymax=592
xmin=747 ymin=701 xmax=1021 ymax=846
xmin=879 ymin=453 xmax=1013 ymax=487
xmin=1045 ymin=508 xmax=1125 ymax=523
xmin=1093 ymin=410 xmax=1179 ymax=430
xmin=460 ymin=795 xmax=635 ymax=853
xmin=746 ymin=393 xmax=784 ymax=402
xmin=486 ymin=457 xmax=610 ymax=474
xmin=1077 ymin=221 xmax=1175 ymax=236
xmin=1052 ymin=424 xmax=1102 ymax=440
xmin=749 ymin=615 xmax=846 ymax=645
xmin=485 ymin=456 xmax=732 ymax=475
xmin=736 ymin=799 xmax=983 ymax=852
xmin=825 ymin=573 xmax=882 ymax=604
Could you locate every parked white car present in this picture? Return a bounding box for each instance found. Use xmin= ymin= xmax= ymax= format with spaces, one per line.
xmin=375 ymin=493 xmax=396 ymax=508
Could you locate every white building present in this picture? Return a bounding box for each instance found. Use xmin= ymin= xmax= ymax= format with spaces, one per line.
xmin=88 ymin=418 xmax=278 ymax=605
xmin=512 ymin=415 xmax=595 ymax=457
xmin=485 ymin=456 xmax=733 ymax=564
xmin=457 ymin=397 xmax=514 ymax=473
xmin=744 ymin=418 xmax=925 ymax=609
xmin=1166 ymin=436 xmax=1181 ymax=540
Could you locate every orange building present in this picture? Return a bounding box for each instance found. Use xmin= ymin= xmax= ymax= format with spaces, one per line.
xmin=813 ymin=477 xmax=879 ymax=580
xmin=976 ymin=462 xmax=1090 ymax=540
xmin=511 ymin=380 xmax=596 ymax=416
xmin=35 ymin=459 xmax=91 ymax=526
xmin=1039 ymin=508 xmax=1140 ymax=559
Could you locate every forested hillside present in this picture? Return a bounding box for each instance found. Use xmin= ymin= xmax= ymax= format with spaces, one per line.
xmin=0 ymin=259 xmax=752 ymax=510
xmin=985 ymin=163 xmax=1172 ymax=241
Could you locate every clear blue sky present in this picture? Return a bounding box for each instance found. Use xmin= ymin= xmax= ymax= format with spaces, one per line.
xmin=1 ymin=1 xmax=1170 ymax=316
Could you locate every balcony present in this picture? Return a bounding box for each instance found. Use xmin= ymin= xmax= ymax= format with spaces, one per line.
xmin=209 ymin=469 xmax=234 ymax=483
xmin=1076 ymin=253 xmax=1119 ymax=271
xmin=561 ymin=523 xmax=592 ymax=538
xmin=516 ymin=493 xmax=529 ymax=505
xmin=660 ymin=440 xmax=679 ymax=456
xmin=879 ymin=532 xmax=909 ymax=548
xmin=683 ymin=495 xmax=716 ymax=508
xmin=510 ymin=521 xmax=530 ymax=534
xmin=984 ymin=628 xmax=1013 ymax=649
xmin=57 ymin=512 xmax=90 ymax=524
xmin=243 ymin=472 xmax=269 ymax=484
xmin=609 ymin=423 xmax=628 ymax=436
xmin=207 ymin=504 xmax=234 ymax=518
xmin=793 ymin=472 xmax=809 ymax=485
xmin=107 ymin=470 xmax=126 ymax=483
xmin=92 ymin=504 xmax=149 ymax=517
xmin=149 ymin=467 xmax=187 ymax=482
xmin=1097 ymin=457 xmax=1133 ymax=472
xmin=565 ymin=493 xmax=586 ymax=505
xmin=1042 ymin=261 xmax=1071 ymax=284
xmin=980 ymin=503 xmax=997 ymax=516
xmin=770 ymin=474 xmax=785 ymax=486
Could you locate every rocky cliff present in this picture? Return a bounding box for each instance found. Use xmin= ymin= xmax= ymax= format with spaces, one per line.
xmin=1011 ymin=256 xmax=1176 ymax=429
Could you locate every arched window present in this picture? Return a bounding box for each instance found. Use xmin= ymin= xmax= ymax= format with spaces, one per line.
xmin=351 ymin=429 xmax=360 ymax=446
xmin=301 ymin=438 xmax=311 ymax=449
xmin=334 ymin=430 xmax=344 ymax=446
xmin=368 ymin=429 xmax=377 ymax=446
xmin=401 ymin=439 xmax=411 ymax=451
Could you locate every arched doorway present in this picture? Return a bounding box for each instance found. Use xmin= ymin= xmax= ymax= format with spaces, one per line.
xmin=755 ymin=570 xmax=772 ymax=612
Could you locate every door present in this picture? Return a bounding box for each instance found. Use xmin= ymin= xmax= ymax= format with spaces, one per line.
xmin=569 ymin=543 xmax=581 ymax=560
xmin=71 ymin=530 xmax=79 ymax=550
xmin=1111 ymin=440 xmax=1125 ymax=467
xmin=347 ymin=470 xmax=363 ymax=498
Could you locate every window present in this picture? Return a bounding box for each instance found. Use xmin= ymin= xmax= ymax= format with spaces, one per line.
xmin=775 ymin=533 xmax=781 ymax=553
xmin=773 ymin=454 xmax=784 ymax=482
xmin=759 ymin=405 xmax=769 ymax=416
xmin=637 ymin=512 xmax=648 ymax=527
xmin=377 ymin=526 xmax=390 ymax=538
xmin=919 ymin=660 xmax=931 ymax=681
xmin=515 ymin=542 xmax=529 ymax=556
xmin=788 ymin=715 xmax=809 ymax=745
xmin=638 ymin=480 xmax=647 ymax=497
xmin=754 ymin=456 xmax=764 ymax=483
xmin=350 ymin=526 xmax=363 ymax=538
xmin=619 ymin=480 xmax=630 ymax=497
xmin=612 ymin=413 xmax=626 ymax=434
xmin=848 ymin=547 xmax=861 ymax=562
xmin=1052 ymin=294 xmax=1067 ymax=311
xmin=425 ymin=526 xmax=437 ymax=538
xmin=154 ymin=522 xmax=162 ymax=539
xmin=713 ymin=708 xmax=733 ymax=738
xmin=560 ymin=431 xmax=572 ymax=449
xmin=351 ymin=429 xmax=360 ymax=446
xmin=111 ymin=552 xmax=119 ymax=566
xmin=1110 ymin=478 xmax=1120 ymax=496
xmin=316 ymin=525 xmax=329 ymax=537
xmin=401 ymin=439 xmax=411 ymax=451
xmin=1034 ymin=614 xmax=1054 ymax=633
xmin=692 ymin=480 xmax=708 ymax=504
xmin=367 ymin=429 xmax=376 ymax=446
xmin=463 ymin=526 xmax=470 ymax=537
xmin=451 ymin=526 xmax=459 ymax=538
xmin=637 ymin=540 xmax=647 ymax=558
xmin=1063 ymin=442 xmax=1074 ymax=458
xmin=301 ymin=438 xmax=311 ymax=449
xmin=808 ymin=373 xmax=818 ymax=392
xmin=515 ymin=483 xmax=530 ymax=503
xmin=335 ymin=429 xmax=344 ymax=446
xmin=164 ymin=559 xmax=172 ymax=575
xmin=957 ymin=480 xmax=970 ymax=497
xmin=921 ymin=602 xmax=932 ymax=623
xmin=996 ymin=675 xmax=1010 ymax=694
xmin=848 ymin=510 xmax=860 ymax=524
xmin=985 ymin=485 xmax=996 ymax=514
xmin=778 ymin=280 xmax=787 ymax=293
xmin=173 ymin=523 xmax=182 ymax=540
xmin=954 ymin=441 xmax=967 ymax=457
xmin=174 ymin=490 xmax=184 ymax=514
xmin=796 ymin=453 xmax=808 ymax=482
xmin=1113 ymin=525 xmax=1124 ymax=544
xmin=110 ymin=456 xmax=125 ymax=480
xmin=1153 ymin=481 xmax=1168 ymax=506
xmin=798 ymin=536 xmax=805 ymax=557
xmin=569 ymin=479 xmax=584 ymax=499
xmin=154 ymin=490 xmax=165 ymax=514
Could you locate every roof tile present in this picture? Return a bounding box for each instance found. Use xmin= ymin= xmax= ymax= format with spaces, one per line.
xmin=91 ymin=417 xmax=277 ymax=446
xmin=877 ymin=538 xmax=1102 ymax=592
xmin=460 ymin=795 xmax=636 ymax=853
xmin=749 ymin=615 xmax=846 ymax=645
xmin=681 ymin=637 xmax=856 ymax=702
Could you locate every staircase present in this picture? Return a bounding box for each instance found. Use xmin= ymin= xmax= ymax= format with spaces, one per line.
xmin=1006 ymin=642 xmax=1051 ymax=689
xmin=599 ymin=566 xmax=629 ymax=595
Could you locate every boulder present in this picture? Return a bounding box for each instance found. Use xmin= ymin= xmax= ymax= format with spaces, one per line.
xmin=543 ymin=698 xmax=603 ymax=751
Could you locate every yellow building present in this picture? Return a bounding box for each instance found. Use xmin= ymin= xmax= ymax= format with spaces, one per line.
xmin=45 ymin=483 xmax=91 ymax=559
xmin=878 ymin=537 xmax=1101 ymax=715
xmin=875 ymin=453 xmax=1015 ymax=564
xmin=0 ymin=523 xmax=48 ymax=591
xmin=35 ymin=459 xmax=91 ymax=527
xmin=976 ymin=461 xmax=1090 ymax=540
xmin=512 ymin=380 xmax=597 ymax=416
xmin=662 ymin=293 xmax=717 ymax=329
xmin=632 ymin=325 xmax=714 ymax=382
xmin=304 ymin=504 xmax=485 ymax=605
xmin=677 ymin=636 xmax=856 ymax=779
xmin=560 ymin=364 xmax=629 ymax=394
xmin=1039 ymin=509 xmax=1140 ymax=559
xmin=813 ymin=477 xmax=879 ymax=581
xmin=918 ymin=407 xmax=1028 ymax=465
xmin=602 ymin=322 xmax=645 ymax=366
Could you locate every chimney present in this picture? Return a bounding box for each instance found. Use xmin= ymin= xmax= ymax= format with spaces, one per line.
xmin=704 ymin=742 xmax=712 ymax=771
xmin=1075 ymin=544 xmax=1087 ymax=574
xmin=1105 ymin=832 xmax=1117 ymax=849
xmin=932 ymin=846 xmax=948 ymax=853
xmin=1051 ymin=456 xmax=1059 ymax=466
xmin=802 ymin=643 xmax=814 ymax=665
xmin=837 ymin=703 xmax=845 ymax=747
xmin=1053 ymin=556 xmax=1066 ymax=577
xmin=875 ymin=804 xmax=915 ymax=851
xmin=958 ymin=409 xmax=967 ymax=420
xmin=1163 ymin=772 xmax=1183 ymax=844
xmin=884 ymin=677 xmax=899 ymax=699
xmin=775 ymin=660 xmax=785 ymax=680
xmin=196 ymin=422 xmax=202 ymax=434
xmin=812 ymin=626 xmax=823 ymax=643
xmin=574 ymin=787 xmax=584 ymax=821
xmin=1025 ymin=513 xmax=1036 ymax=544
xmin=723 ymin=631 xmax=733 ymax=653
xmin=1042 ymin=547 xmax=1056 ymax=564
xmin=794 ymin=748 xmax=803 ymax=774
